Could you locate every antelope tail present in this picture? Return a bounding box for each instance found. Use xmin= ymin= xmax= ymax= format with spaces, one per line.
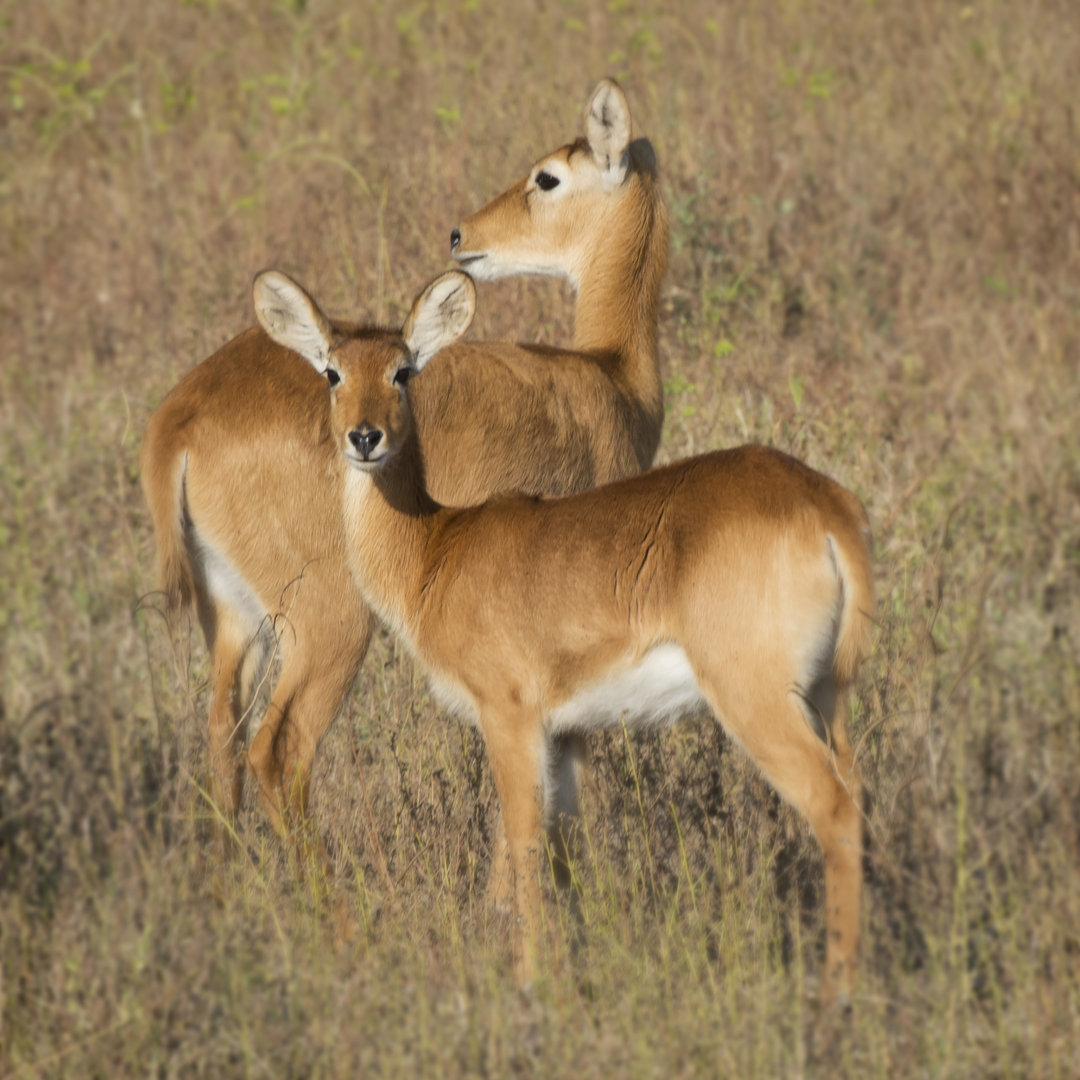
xmin=140 ymin=425 xmax=196 ymax=612
xmin=830 ymin=523 xmax=875 ymax=686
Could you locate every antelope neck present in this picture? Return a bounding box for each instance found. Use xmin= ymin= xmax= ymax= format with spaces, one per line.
xmin=571 ymin=181 xmax=664 ymax=412
xmin=340 ymin=434 xmax=441 ymax=640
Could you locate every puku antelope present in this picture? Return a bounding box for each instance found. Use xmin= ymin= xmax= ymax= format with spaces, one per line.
xmin=139 ymin=79 xmax=668 ymax=850
xmin=257 ymin=268 xmax=875 ymax=1004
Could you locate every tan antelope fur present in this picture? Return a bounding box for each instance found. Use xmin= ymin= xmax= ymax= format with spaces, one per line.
xmin=258 ymin=268 xmax=876 ymax=1004
xmin=139 ymin=79 xmax=668 ymax=853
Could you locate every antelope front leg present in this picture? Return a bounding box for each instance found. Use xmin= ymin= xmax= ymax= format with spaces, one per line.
xmin=486 ymin=810 xmax=514 ymax=914
xmin=487 ymin=731 xmax=585 ymax=912
xmin=481 ymin=710 xmax=546 ymax=987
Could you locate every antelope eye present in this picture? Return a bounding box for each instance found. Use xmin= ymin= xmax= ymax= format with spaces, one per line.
xmin=392 ymin=366 xmax=412 ymax=387
xmin=325 ymin=367 xmax=341 ymax=387
xmin=535 ymin=170 xmax=560 ymax=192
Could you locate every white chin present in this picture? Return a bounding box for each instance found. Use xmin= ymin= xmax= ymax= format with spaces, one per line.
xmin=455 ymin=254 xmax=565 ymax=283
xmin=345 ymin=454 xmax=384 ymax=472
xmin=453 ymin=253 xmax=494 ymax=280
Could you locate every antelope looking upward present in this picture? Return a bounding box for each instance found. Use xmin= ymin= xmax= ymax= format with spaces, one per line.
xmin=139 ymin=80 xmax=668 ymax=853
xmin=255 ymin=268 xmax=875 ymax=1005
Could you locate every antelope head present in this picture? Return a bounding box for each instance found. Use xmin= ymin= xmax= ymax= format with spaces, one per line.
xmin=449 ymin=78 xmax=641 ymax=285
xmin=253 ymin=269 xmax=476 ymax=471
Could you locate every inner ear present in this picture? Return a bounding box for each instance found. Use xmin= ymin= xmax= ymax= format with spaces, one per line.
xmin=402 ymin=271 xmax=476 ymax=369
xmin=253 ymin=270 xmax=335 ymax=372
xmin=585 ymin=78 xmax=631 ymax=183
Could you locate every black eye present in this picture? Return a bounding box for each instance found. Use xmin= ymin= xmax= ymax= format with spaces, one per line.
xmin=325 ymin=368 xmax=341 ymax=387
xmin=392 ymin=366 xmax=412 ymax=387
xmin=535 ymin=170 xmax=560 ymax=192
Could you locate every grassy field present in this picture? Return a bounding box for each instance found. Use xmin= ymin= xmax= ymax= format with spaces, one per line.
xmin=2 ymin=0 xmax=1078 ymax=1075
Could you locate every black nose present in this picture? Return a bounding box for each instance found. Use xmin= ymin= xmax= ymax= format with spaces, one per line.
xmin=450 ymin=227 xmax=461 ymax=251
xmin=349 ymin=426 xmax=383 ymax=459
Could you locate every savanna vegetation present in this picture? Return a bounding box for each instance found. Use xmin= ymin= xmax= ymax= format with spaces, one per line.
xmin=1 ymin=0 xmax=1077 ymax=1075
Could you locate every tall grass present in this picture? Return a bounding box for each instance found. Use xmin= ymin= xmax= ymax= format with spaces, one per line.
xmin=2 ymin=0 xmax=1078 ymax=1075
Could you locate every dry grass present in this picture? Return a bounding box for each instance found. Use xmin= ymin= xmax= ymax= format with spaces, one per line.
xmin=2 ymin=0 xmax=1079 ymax=1075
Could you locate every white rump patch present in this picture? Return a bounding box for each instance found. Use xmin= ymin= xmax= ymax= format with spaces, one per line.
xmin=547 ymin=643 xmax=706 ymax=734
xmin=185 ymin=521 xmax=275 ymax=735
xmin=187 ymin=523 xmax=268 ymax=634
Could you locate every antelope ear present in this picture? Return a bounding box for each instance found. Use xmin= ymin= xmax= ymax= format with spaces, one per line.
xmin=584 ymin=78 xmax=631 ymax=187
xmin=402 ymin=271 xmax=476 ymax=370
xmin=253 ymin=270 xmax=335 ymax=372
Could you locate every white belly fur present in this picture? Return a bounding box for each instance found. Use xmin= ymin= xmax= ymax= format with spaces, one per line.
xmin=547 ymin=643 xmax=707 ymax=734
